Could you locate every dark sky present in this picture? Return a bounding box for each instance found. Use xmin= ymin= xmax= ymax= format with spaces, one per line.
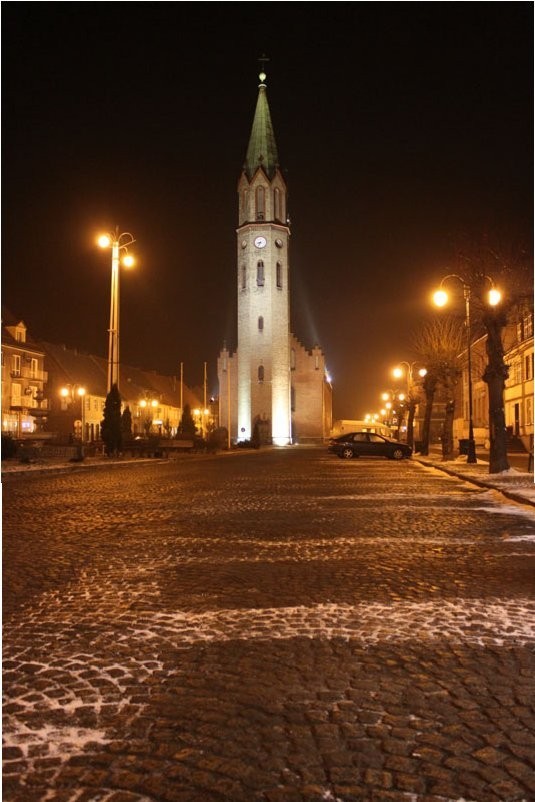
xmin=3 ymin=3 xmax=532 ymax=418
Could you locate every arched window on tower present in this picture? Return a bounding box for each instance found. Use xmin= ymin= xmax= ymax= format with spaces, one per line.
xmin=241 ymin=265 xmax=246 ymax=290
xmin=276 ymin=262 xmax=283 ymax=289
xmin=256 ymin=186 xmax=265 ymax=220
xmin=258 ymin=365 xmax=264 ymax=383
xmin=242 ymin=190 xmax=249 ymax=220
xmin=274 ymin=188 xmax=281 ymax=221
xmin=256 ymin=261 xmax=265 ymax=286
xmin=258 ymin=316 xmax=264 ymax=332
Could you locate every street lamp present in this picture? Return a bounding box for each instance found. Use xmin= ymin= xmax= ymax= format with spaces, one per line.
xmin=60 ymin=384 xmax=86 ymax=441
xmin=392 ymin=362 xmax=427 ymax=448
xmin=98 ymin=228 xmax=136 ymax=393
xmin=433 ymin=274 xmax=501 ymax=464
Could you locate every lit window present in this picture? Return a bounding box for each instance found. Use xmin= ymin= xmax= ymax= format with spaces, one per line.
xmin=276 ymin=262 xmax=282 ymax=289
xmin=290 ymin=348 xmax=296 ymax=370
xmin=12 ymin=355 xmax=21 ymax=376
xmin=258 ymin=316 xmax=264 ymax=331
xmin=524 ymin=314 xmax=533 ymax=338
xmin=256 ymin=261 xmax=265 ymax=286
xmin=258 ymin=365 xmax=264 ymax=382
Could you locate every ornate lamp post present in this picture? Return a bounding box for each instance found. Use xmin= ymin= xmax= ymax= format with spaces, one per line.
xmin=98 ymin=229 xmax=136 ymax=393
xmin=392 ymin=362 xmax=427 ymax=447
xmin=433 ymin=274 xmax=501 ymax=464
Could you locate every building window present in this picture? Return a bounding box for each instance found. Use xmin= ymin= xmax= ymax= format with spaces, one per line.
xmin=258 ymin=365 xmax=264 ymax=382
xmin=527 ymin=396 xmax=534 ymax=426
xmin=11 ymin=354 xmax=21 ymax=377
xmin=256 ymin=261 xmax=265 ymax=286
xmin=241 ymin=265 xmax=247 ymax=290
xmin=290 ymin=348 xmax=296 ymax=370
xmin=524 ymin=314 xmax=534 ymax=339
xmin=315 ymin=355 xmax=320 ymax=370
xmin=256 ymin=186 xmax=265 ymax=220
xmin=258 ymin=316 xmax=264 ymax=332
xmin=291 ymin=386 xmax=296 ymax=412
xmin=276 ymin=262 xmax=282 ymax=289
xmin=525 ymin=353 xmax=533 ymax=381
xmin=30 ymin=358 xmax=38 ymax=378
xmin=242 ymin=190 xmax=248 ymax=218
xmin=11 ymin=382 xmax=21 ymax=404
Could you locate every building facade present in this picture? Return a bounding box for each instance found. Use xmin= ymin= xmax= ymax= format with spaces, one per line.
xmin=2 ymin=312 xmax=48 ymax=436
xmin=218 ymin=69 xmax=332 ymax=444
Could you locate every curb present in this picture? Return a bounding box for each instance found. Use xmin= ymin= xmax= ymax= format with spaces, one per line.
xmin=415 ymin=457 xmax=535 ymax=509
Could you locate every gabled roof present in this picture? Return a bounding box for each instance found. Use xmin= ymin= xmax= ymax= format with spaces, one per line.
xmin=243 ymin=74 xmax=279 ymax=181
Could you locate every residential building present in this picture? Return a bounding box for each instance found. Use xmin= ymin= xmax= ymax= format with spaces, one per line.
xmin=1 ymin=310 xmax=48 ymax=436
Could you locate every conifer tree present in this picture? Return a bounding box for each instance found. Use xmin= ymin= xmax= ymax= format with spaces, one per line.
xmin=101 ymin=384 xmax=122 ymax=455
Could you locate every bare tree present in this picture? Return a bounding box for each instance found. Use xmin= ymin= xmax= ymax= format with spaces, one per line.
xmin=456 ymin=238 xmax=533 ymax=473
xmin=413 ymin=318 xmax=464 ymax=458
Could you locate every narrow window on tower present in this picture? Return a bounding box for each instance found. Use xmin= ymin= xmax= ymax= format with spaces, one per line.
xmin=256 ymin=186 xmax=265 ymax=220
xmin=256 ymin=261 xmax=264 ymax=286
xmin=274 ymin=188 xmax=281 ymax=221
xmin=258 ymin=365 xmax=264 ymax=382
xmin=241 ymin=265 xmax=246 ymax=290
xmin=242 ymin=190 xmax=249 ymax=220
xmin=291 ymin=386 xmax=296 ymax=412
xmin=290 ymin=348 xmax=296 ymax=370
xmin=258 ymin=316 xmax=264 ymax=332
xmin=276 ymin=262 xmax=283 ymax=289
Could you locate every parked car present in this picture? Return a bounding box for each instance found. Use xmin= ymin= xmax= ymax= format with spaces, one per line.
xmin=329 ymin=431 xmax=412 ymax=460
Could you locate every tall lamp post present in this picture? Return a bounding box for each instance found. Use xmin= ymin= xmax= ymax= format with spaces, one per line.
xmin=433 ymin=274 xmax=501 ymax=464
xmin=392 ymin=362 xmax=427 ymax=448
xmin=98 ymin=229 xmax=136 ymax=393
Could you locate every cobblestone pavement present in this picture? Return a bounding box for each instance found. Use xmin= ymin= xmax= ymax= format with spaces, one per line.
xmin=3 ymin=448 xmax=535 ymax=802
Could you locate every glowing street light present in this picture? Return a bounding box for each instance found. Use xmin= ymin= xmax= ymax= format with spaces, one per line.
xmin=98 ymin=228 xmax=136 ymax=393
xmin=433 ymin=273 xmax=502 ymax=463
xmin=60 ymin=384 xmax=86 ymax=441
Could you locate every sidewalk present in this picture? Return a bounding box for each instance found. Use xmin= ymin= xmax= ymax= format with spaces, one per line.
xmin=415 ymin=447 xmax=535 ymax=508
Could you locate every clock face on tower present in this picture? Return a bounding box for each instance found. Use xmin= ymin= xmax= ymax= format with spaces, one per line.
xmin=254 ymin=236 xmax=267 ymax=249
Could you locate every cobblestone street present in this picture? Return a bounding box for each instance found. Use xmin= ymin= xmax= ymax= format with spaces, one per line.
xmin=3 ymin=447 xmax=535 ymax=802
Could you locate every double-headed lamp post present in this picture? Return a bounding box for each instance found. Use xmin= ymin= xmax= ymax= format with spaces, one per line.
xmin=98 ymin=229 xmax=136 ymax=394
xmin=392 ymin=362 xmax=427 ymax=447
xmin=60 ymin=384 xmax=86 ymax=441
xmin=433 ymin=274 xmax=501 ymax=464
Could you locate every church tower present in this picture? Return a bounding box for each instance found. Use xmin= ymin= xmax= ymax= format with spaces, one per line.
xmin=217 ymin=66 xmax=333 ymax=446
xmin=235 ymin=67 xmax=291 ymax=445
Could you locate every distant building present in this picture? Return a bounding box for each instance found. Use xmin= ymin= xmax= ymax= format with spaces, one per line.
xmin=2 ymin=310 xmax=48 ymax=436
xmin=217 ymin=68 xmax=332 ymax=444
xmin=41 ymin=342 xmax=201 ymax=441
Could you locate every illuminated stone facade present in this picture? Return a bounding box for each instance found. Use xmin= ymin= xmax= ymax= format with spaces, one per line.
xmin=217 ymin=72 xmax=332 ymax=445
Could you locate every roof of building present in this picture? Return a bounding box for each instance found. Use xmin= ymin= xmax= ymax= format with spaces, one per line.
xmin=41 ymin=341 xmax=201 ymax=408
xmin=244 ymin=72 xmax=279 ymax=181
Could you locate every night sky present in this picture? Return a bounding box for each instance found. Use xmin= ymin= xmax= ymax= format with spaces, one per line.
xmin=3 ymin=3 xmax=532 ymax=419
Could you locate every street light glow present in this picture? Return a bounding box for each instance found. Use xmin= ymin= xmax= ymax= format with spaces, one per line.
xmin=122 ymin=254 xmax=135 ymax=268
xmin=98 ymin=234 xmax=111 ymax=249
xmin=433 ymin=289 xmax=448 ymax=307
xmin=393 ymin=367 xmax=403 ymax=379
xmin=488 ymin=288 xmax=502 ymax=306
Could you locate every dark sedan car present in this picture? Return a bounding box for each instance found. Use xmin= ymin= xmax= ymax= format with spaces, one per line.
xmin=329 ymin=431 xmax=412 ymax=460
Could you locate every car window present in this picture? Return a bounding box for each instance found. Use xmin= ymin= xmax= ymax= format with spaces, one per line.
xmin=368 ymin=434 xmax=384 ymax=443
xmin=353 ymin=433 xmax=368 ymax=442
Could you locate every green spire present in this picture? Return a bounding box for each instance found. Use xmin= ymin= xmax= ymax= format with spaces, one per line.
xmin=244 ymin=68 xmax=279 ymax=180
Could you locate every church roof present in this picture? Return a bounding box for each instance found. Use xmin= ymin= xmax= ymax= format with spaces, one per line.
xmin=244 ymin=71 xmax=279 ymax=181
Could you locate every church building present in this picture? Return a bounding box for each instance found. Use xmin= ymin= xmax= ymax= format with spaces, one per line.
xmin=217 ymin=68 xmax=332 ymax=445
